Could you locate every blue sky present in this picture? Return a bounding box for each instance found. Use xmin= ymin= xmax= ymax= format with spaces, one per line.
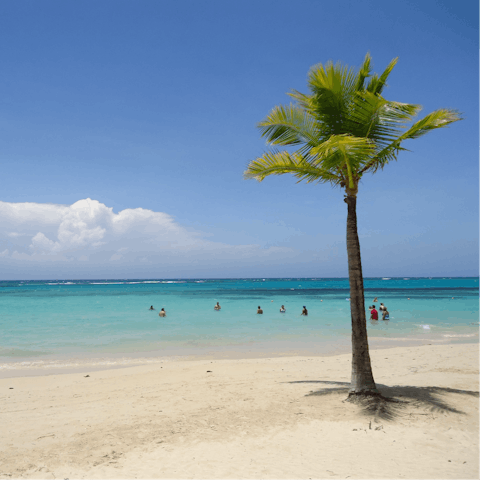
xmin=0 ymin=0 xmax=477 ymax=279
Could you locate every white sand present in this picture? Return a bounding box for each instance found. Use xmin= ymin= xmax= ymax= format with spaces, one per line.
xmin=0 ymin=343 xmax=478 ymax=479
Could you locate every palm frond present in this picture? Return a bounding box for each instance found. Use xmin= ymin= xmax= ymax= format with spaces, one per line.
xmin=369 ymin=57 xmax=398 ymax=95
xmin=244 ymin=150 xmax=341 ymax=184
xmin=366 ymin=73 xmax=379 ymax=94
xmin=397 ymin=108 xmax=462 ymax=140
xmin=306 ymin=61 xmax=358 ymax=136
xmin=359 ymin=141 xmax=408 ymax=174
xmin=355 ymin=52 xmax=372 ymax=92
xmin=288 ymin=89 xmax=314 ymax=112
xmin=257 ymin=104 xmax=319 ymax=146
xmin=310 ymin=134 xmax=376 ymax=171
xmin=349 ymin=93 xmax=422 ymax=145
xmin=359 ymin=108 xmax=462 ymax=174
xmin=308 ymin=60 xmax=358 ymax=98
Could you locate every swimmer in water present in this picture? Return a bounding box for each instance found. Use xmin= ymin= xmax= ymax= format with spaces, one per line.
xmin=301 ymin=306 xmax=308 ymax=316
xmin=373 ymin=297 xmax=378 ymax=303
xmin=158 ymin=308 xmax=166 ymax=317
xmin=149 ymin=305 xmax=154 ymax=310
xmin=382 ymin=309 xmax=390 ymax=320
xmin=214 ymin=302 xmax=221 ymax=310
xmin=257 ymin=306 xmax=263 ymax=314
xmin=280 ymin=305 xmax=286 ymax=313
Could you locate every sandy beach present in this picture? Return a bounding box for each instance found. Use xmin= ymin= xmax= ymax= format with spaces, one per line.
xmin=1 ymin=343 xmax=478 ymax=479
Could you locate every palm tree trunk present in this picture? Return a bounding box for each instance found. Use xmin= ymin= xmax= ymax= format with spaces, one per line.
xmin=345 ymin=195 xmax=378 ymax=396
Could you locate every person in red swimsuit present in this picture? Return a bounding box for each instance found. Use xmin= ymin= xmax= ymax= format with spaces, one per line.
xmin=370 ymin=305 xmax=378 ymax=320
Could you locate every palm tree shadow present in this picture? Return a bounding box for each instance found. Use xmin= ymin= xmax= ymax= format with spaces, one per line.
xmin=287 ymin=380 xmax=479 ymax=422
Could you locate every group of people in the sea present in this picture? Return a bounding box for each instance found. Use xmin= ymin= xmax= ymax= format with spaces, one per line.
xmin=149 ymin=305 xmax=166 ymax=316
xmin=148 ymin=303 xmax=309 ymax=316
xmin=149 ymin=301 xmax=388 ymax=319
xmin=368 ymin=298 xmax=390 ymax=320
xmin=256 ymin=305 xmax=308 ymax=315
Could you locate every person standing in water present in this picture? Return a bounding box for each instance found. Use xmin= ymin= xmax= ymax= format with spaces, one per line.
xmin=257 ymin=306 xmax=263 ymax=314
xmin=159 ymin=308 xmax=166 ymax=317
xmin=370 ymin=305 xmax=378 ymax=320
xmin=382 ymin=308 xmax=390 ymax=320
xmin=301 ymin=306 xmax=308 ymax=316
xmin=280 ymin=305 xmax=286 ymax=313
xmin=214 ymin=302 xmax=221 ymax=310
xmin=149 ymin=305 xmax=154 ymax=310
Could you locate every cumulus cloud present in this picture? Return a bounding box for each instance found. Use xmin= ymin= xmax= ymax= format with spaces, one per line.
xmin=0 ymin=198 xmax=298 ymax=277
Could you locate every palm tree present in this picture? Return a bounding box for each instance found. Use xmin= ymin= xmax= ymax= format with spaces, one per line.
xmin=244 ymin=53 xmax=461 ymax=398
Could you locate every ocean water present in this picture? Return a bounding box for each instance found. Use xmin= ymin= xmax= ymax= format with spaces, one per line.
xmin=0 ymin=278 xmax=478 ymax=373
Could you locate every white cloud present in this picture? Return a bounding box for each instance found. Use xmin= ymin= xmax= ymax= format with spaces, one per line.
xmin=8 ymin=232 xmax=30 ymax=237
xmin=30 ymin=232 xmax=58 ymax=253
xmin=0 ymin=198 xmax=297 ymax=276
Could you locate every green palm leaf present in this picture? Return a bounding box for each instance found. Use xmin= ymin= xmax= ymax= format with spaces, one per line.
xmin=349 ymin=93 xmax=422 ymax=144
xmin=354 ymin=52 xmax=372 ymax=92
xmin=367 ymin=57 xmax=398 ymax=95
xmin=398 ymin=108 xmax=461 ymax=140
xmin=360 ymin=108 xmax=462 ymax=174
xmin=310 ymin=134 xmax=375 ymax=170
xmin=244 ymin=150 xmax=340 ymax=184
xmin=257 ymin=104 xmax=319 ymax=146
xmin=306 ymin=61 xmax=358 ymax=136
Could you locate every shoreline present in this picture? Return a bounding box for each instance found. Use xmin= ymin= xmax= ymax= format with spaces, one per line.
xmin=1 ymin=334 xmax=477 ymax=379
xmin=1 ymin=342 xmax=478 ymax=479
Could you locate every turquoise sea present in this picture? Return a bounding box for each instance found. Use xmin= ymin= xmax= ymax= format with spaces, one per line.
xmin=0 ymin=278 xmax=478 ymax=375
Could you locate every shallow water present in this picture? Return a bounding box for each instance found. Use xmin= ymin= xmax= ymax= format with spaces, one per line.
xmin=0 ymin=277 xmax=478 ymax=372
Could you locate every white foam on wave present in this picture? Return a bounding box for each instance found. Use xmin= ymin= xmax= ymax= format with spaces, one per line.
xmin=0 ymin=355 xmax=182 ymax=371
xmin=88 ymin=281 xmax=165 ymax=285
xmin=442 ymin=333 xmax=478 ymax=338
xmin=382 ymin=278 xmax=391 ymax=280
